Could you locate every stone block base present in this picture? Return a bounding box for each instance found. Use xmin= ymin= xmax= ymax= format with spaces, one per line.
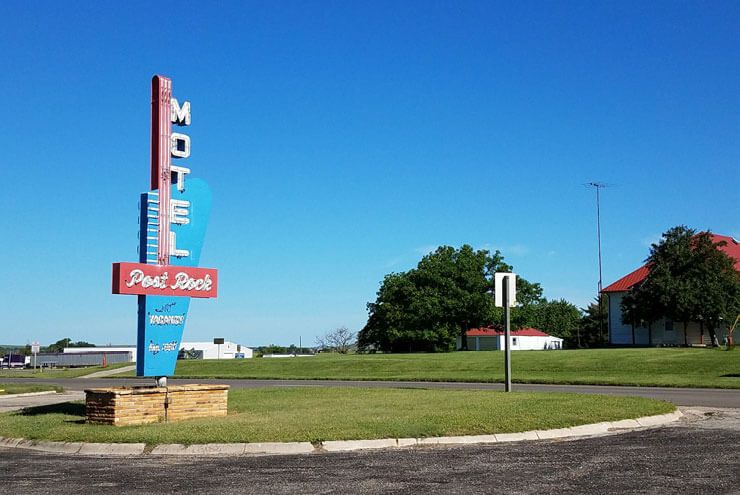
xmin=85 ymin=384 xmax=229 ymax=426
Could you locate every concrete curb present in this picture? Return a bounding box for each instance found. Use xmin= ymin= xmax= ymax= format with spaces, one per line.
xmin=0 ymin=391 xmax=58 ymax=399
xmin=0 ymin=409 xmax=683 ymax=457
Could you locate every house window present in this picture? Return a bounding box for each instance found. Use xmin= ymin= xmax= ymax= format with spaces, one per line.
xmin=665 ymin=319 xmax=674 ymax=333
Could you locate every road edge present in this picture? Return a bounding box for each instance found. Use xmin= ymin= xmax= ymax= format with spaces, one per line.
xmin=0 ymin=391 xmax=58 ymax=399
xmin=0 ymin=409 xmax=683 ymax=457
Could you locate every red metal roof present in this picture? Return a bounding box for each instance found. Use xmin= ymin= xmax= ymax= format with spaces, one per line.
xmin=602 ymin=265 xmax=651 ymax=293
xmin=466 ymin=327 xmax=553 ymax=337
xmin=602 ymin=234 xmax=740 ymax=293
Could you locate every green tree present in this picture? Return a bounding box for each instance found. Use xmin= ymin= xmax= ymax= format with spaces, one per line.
xmin=358 ymin=245 xmax=544 ymax=353
xmin=45 ymin=338 xmax=73 ymax=353
xmin=520 ymin=299 xmax=582 ymax=343
xmin=44 ymin=338 xmax=95 ymax=353
xmin=690 ymin=233 xmax=740 ymax=345
xmin=620 ymin=226 xmax=740 ymax=346
xmin=578 ymin=295 xmax=608 ymax=347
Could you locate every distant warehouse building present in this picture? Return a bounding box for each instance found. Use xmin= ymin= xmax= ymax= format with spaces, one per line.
xmin=457 ymin=328 xmax=563 ymax=351
xmin=62 ymin=341 xmax=253 ymax=362
xmin=38 ymin=350 xmax=132 ymax=368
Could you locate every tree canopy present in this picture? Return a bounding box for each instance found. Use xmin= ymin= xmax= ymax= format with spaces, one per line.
xmin=358 ymin=245 xmax=579 ymax=352
xmin=577 ymin=295 xmax=609 ymax=348
xmin=45 ymin=338 xmax=95 ymax=353
xmin=620 ymin=226 xmax=740 ymax=346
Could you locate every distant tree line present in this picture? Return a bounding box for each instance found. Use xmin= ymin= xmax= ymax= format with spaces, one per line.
xmin=357 ymin=245 xmax=603 ymax=353
xmin=1 ymin=338 xmax=95 ymax=356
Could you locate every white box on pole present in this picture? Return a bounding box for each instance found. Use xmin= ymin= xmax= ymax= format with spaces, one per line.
xmin=494 ymin=273 xmax=517 ymax=307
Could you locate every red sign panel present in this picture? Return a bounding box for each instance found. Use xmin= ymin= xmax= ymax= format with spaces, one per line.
xmin=112 ymin=262 xmax=218 ymax=298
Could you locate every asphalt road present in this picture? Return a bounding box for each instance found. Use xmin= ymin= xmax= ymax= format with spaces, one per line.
xmin=0 ymin=407 xmax=738 ymax=494
xmin=2 ymin=377 xmax=740 ymax=407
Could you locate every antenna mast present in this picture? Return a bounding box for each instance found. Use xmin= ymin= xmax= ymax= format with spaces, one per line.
xmin=587 ymin=181 xmax=609 ymax=344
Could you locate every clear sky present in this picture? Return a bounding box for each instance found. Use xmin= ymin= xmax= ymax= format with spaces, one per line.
xmin=1 ymin=1 xmax=738 ymax=347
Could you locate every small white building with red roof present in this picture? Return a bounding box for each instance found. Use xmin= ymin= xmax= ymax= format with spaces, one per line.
xmin=457 ymin=328 xmax=563 ymax=351
xmin=603 ymin=233 xmax=740 ymax=346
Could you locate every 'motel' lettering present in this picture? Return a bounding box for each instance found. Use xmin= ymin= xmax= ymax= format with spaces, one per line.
xmin=112 ymin=75 xmax=218 ymax=378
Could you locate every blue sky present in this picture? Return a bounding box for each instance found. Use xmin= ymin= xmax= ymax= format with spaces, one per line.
xmin=1 ymin=1 xmax=738 ymax=347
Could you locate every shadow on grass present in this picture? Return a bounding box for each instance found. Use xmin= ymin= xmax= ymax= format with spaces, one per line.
xmin=19 ymin=401 xmax=86 ymax=418
xmin=721 ymin=374 xmax=740 ymax=378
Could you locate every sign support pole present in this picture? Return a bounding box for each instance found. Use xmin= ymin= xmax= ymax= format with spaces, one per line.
xmin=503 ymin=276 xmax=512 ymax=392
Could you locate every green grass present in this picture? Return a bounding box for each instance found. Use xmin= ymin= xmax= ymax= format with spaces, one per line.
xmin=0 ymin=387 xmax=674 ymax=444
xmin=0 ymin=362 xmax=131 ymax=379
xmin=0 ymin=384 xmax=62 ymax=395
xmin=165 ymin=348 xmax=740 ymax=389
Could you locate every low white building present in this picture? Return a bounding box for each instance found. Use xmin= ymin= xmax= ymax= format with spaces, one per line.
xmin=63 ymin=341 xmax=253 ymax=361
xmin=457 ymin=328 xmax=563 ymax=351
xmin=64 ymin=346 xmax=137 ymax=362
xmin=180 ymin=341 xmax=253 ymax=360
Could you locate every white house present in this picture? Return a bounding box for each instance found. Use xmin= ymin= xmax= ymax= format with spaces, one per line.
xmin=603 ymin=233 xmax=739 ymax=346
xmin=457 ymin=328 xmax=563 ymax=351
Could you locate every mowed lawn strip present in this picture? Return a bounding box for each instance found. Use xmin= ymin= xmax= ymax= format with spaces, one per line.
xmin=169 ymin=348 xmax=740 ymax=389
xmin=0 ymin=387 xmax=674 ymax=445
xmin=0 ymin=362 xmax=131 ymax=379
xmin=0 ymin=384 xmax=62 ymax=395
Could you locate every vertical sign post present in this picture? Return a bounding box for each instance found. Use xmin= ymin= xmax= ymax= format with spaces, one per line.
xmin=213 ymin=338 xmax=224 ymax=359
xmin=495 ymin=273 xmax=517 ymax=392
xmin=31 ymin=341 xmax=40 ymax=371
xmin=503 ymin=277 xmax=512 ymax=393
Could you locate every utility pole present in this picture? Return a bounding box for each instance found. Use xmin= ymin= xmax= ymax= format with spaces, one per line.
xmin=587 ymin=181 xmax=609 ymax=345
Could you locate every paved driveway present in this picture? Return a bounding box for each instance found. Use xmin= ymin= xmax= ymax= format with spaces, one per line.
xmin=0 ymin=407 xmax=738 ymax=494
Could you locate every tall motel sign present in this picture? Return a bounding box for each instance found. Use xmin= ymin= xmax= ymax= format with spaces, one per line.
xmin=112 ymin=75 xmax=218 ymax=379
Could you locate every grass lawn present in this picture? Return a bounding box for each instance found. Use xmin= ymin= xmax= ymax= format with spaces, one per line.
xmin=0 ymin=362 xmax=131 ymax=379
xmin=0 ymin=384 xmax=62 ymax=395
xmin=0 ymin=387 xmax=674 ymax=444
xmin=168 ymin=348 xmax=740 ymax=389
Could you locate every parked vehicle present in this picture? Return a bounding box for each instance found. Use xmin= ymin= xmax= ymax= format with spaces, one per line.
xmin=0 ymin=354 xmax=27 ymax=369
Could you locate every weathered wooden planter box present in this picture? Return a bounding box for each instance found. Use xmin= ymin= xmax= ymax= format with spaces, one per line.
xmin=85 ymin=384 xmax=229 ymax=426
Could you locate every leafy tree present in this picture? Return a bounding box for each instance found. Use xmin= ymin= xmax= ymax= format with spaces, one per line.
xmin=44 ymin=338 xmax=95 ymax=353
xmin=69 ymin=341 xmax=95 ymax=348
xmin=621 ymin=226 xmax=740 ymax=346
xmin=260 ymin=344 xmax=288 ymax=355
xmin=578 ymin=295 xmax=608 ymax=347
xmin=532 ymin=299 xmax=582 ymax=343
xmin=510 ymin=298 xmax=581 ymax=344
xmin=45 ymin=338 xmax=72 ymax=353
xmin=358 ymin=245 xmax=544 ymax=353
xmin=690 ymin=233 xmax=740 ymax=345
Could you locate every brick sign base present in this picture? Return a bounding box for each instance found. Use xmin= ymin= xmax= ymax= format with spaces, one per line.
xmin=85 ymin=384 xmax=229 ymax=426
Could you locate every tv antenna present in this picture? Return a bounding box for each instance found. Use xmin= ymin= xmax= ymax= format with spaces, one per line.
xmin=585 ymin=181 xmax=612 ymax=344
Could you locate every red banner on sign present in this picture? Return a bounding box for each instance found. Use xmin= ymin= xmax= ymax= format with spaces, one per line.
xmin=112 ymin=262 xmax=218 ymax=298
